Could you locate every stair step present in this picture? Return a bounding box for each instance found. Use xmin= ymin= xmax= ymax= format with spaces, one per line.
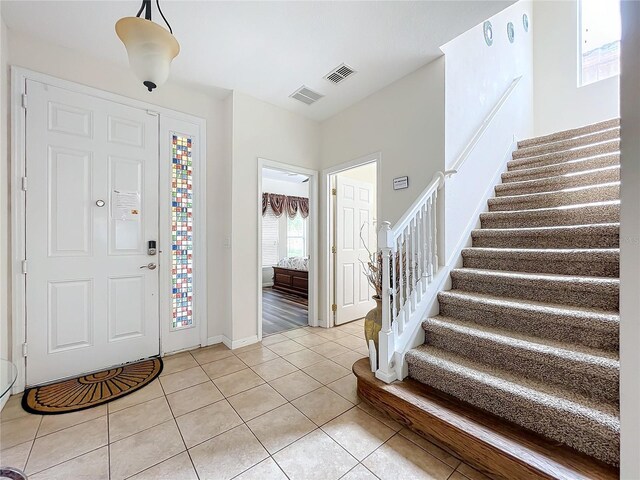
xmin=506 ymin=143 xmax=619 ymax=173
xmin=480 ymin=201 xmax=619 ymax=229
xmin=495 ymin=166 xmax=620 ymax=197
xmin=422 ymin=316 xmax=618 ymax=403
xmin=512 ymin=128 xmax=620 ymax=160
xmin=488 ymin=182 xmax=619 ymax=212
xmin=437 ymin=290 xmax=619 ymax=351
xmin=405 ymin=347 xmax=619 ymax=466
xmin=518 ymin=119 xmax=620 ymax=149
xmin=461 ymin=247 xmax=619 ymax=277
xmin=450 ymin=268 xmax=619 ymax=311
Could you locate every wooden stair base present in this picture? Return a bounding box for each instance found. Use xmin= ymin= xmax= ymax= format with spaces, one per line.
xmin=352 ymin=358 xmax=618 ymax=480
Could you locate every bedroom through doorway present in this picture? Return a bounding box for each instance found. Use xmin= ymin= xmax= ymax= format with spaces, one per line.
xmin=260 ymin=166 xmax=310 ymax=335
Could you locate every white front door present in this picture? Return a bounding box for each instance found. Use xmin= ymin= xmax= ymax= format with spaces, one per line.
xmin=25 ymin=79 xmax=160 ymax=386
xmin=335 ymin=177 xmax=376 ymax=325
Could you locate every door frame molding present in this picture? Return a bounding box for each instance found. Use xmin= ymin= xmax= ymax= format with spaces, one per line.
xmin=10 ymin=67 xmax=207 ymax=392
xmin=257 ymin=158 xmax=319 ymax=340
xmin=321 ymin=152 xmax=381 ymax=328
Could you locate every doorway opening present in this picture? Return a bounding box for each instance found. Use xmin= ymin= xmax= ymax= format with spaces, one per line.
xmin=329 ymin=160 xmax=378 ymax=326
xmin=260 ymin=166 xmax=311 ymax=336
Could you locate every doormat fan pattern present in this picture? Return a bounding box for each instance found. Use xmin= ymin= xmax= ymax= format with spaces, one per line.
xmin=22 ymin=357 xmax=163 ymax=414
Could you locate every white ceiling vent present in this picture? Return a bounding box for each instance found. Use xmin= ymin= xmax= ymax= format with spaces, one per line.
xmin=290 ymin=86 xmax=324 ymax=105
xmin=325 ymin=63 xmax=356 ymax=84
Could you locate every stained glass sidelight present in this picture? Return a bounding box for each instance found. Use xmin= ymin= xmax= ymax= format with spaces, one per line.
xmin=171 ymin=134 xmax=193 ymax=329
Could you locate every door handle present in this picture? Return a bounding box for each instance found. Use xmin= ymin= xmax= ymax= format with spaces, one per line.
xmin=140 ymin=263 xmax=157 ymax=270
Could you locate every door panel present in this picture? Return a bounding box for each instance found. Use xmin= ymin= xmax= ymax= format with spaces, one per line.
xmin=25 ymin=79 xmax=159 ymax=386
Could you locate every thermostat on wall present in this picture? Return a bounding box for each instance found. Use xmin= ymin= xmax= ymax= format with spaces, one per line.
xmin=393 ymin=176 xmax=409 ymax=190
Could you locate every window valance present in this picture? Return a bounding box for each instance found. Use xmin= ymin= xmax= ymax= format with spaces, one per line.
xmin=262 ymin=192 xmax=309 ymax=219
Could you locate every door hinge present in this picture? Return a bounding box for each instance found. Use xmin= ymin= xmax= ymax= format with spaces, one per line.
xmin=21 ymin=260 xmax=27 ymax=274
xmin=331 ymin=245 xmax=336 ymax=254
xmin=331 ymin=303 xmax=337 ymax=312
xmin=21 ymin=93 xmax=27 ymax=109
xmin=331 ymin=188 xmax=337 ymax=196
xmin=21 ymin=176 xmax=27 ymax=191
xmin=22 ymin=342 xmax=28 ymax=357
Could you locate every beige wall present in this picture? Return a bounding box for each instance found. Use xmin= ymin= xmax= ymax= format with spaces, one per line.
xmin=230 ymin=91 xmax=320 ymax=342
xmin=533 ymin=0 xmax=619 ymax=136
xmin=1 ymin=16 xmax=9 ymax=365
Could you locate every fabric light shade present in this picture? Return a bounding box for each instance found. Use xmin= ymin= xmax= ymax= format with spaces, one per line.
xmin=116 ymin=16 xmax=180 ymax=91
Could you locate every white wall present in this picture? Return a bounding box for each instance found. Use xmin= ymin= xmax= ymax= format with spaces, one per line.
xmin=230 ymin=91 xmax=320 ymax=342
xmin=1 ymin=30 xmax=232 ymax=360
xmin=533 ymin=0 xmax=619 ymax=135
xmin=442 ymin=1 xmax=534 ymax=263
xmin=620 ymin=0 xmax=640 ymax=476
xmin=0 ymin=16 xmax=9 ymax=367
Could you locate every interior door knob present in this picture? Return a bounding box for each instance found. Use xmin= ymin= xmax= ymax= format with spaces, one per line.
xmin=140 ymin=263 xmax=157 ymax=270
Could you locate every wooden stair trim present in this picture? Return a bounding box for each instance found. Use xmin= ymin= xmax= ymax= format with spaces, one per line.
xmin=353 ymin=358 xmax=618 ymax=480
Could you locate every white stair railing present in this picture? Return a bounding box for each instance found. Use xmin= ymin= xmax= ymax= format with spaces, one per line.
xmin=375 ymin=171 xmax=445 ymax=383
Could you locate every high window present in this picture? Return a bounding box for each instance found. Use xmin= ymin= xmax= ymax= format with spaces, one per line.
xmin=579 ymin=0 xmax=621 ymax=86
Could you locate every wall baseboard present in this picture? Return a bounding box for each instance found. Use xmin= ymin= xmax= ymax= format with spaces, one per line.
xmin=207 ymin=335 xmax=260 ymax=350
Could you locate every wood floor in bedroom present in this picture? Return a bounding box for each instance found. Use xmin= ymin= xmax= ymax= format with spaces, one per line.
xmin=262 ymin=287 xmax=308 ymax=335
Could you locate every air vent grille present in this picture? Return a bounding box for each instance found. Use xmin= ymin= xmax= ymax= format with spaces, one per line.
xmin=290 ymin=86 xmax=324 ymax=105
xmin=325 ymin=63 xmax=356 ymax=84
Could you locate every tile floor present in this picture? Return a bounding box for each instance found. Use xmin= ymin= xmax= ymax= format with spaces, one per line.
xmin=0 ymin=321 xmax=491 ymax=480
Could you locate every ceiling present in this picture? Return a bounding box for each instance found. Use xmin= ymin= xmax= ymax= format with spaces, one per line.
xmin=262 ymin=168 xmax=309 ymax=184
xmin=1 ymin=1 xmax=513 ymax=121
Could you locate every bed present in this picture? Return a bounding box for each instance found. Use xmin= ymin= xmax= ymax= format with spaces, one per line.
xmin=272 ymin=257 xmax=309 ymax=298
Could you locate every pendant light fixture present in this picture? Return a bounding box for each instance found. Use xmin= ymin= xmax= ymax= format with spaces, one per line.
xmin=116 ymin=0 xmax=180 ymax=92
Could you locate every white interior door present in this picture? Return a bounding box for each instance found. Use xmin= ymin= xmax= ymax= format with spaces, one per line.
xmin=335 ymin=177 xmax=376 ymax=325
xmin=25 ymin=79 xmax=160 ymax=386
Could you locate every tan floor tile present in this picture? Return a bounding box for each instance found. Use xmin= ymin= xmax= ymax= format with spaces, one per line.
xmin=189 ymin=424 xmax=268 ymax=480
xmin=311 ymin=341 xmax=351 ymax=358
xmin=341 ymin=464 xmax=379 ymax=479
xmin=0 ymin=440 xmax=32 ymax=471
xmin=0 ymin=414 xmax=41 ymax=450
xmin=191 ymin=344 xmax=234 ymax=365
xmin=291 ymin=387 xmax=353 ymax=426
xmin=213 ymin=368 xmax=265 ymax=397
xmin=273 ymin=429 xmax=357 ymax=480
xmin=398 ymin=428 xmax=461 ymax=468
xmin=268 ymin=370 xmax=322 ymax=401
xmin=251 ymin=357 xmax=298 ymax=382
xmin=0 ymin=395 xmax=33 ymax=423
xmin=166 ymin=381 xmax=224 ymax=417
xmin=109 ymin=420 xmax=185 ymax=480
xmin=233 ymin=342 xmax=263 ymax=354
xmin=176 ymin=399 xmax=243 ymax=448
xmin=357 ymin=402 xmax=402 ymax=431
xmin=108 ymin=379 xmax=164 ymax=413
xmin=334 ymin=334 xmax=367 ymax=350
xmin=261 ymin=334 xmax=289 ymax=346
xmin=235 ymin=457 xmax=287 ymax=479
xmin=159 ymin=366 xmax=209 ymax=394
xmin=354 ymin=345 xmax=370 ymax=356
xmin=332 ymin=351 xmax=366 ymax=370
xmin=201 ymin=355 xmax=247 ymax=379
xmin=337 ymin=323 xmax=364 ymax=336
xmin=327 ymin=374 xmax=361 ymax=404
xmin=456 ymin=462 xmax=493 ymax=480
xmin=37 ymin=404 xmax=106 ymax=437
xmin=246 ymin=403 xmax=316 ymax=454
xmin=129 ymin=452 xmax=198 ymax=480
xmin=282 ymin=349 xmax=325 ymax=368
xmin=322 ymin=407 xmax=395 ymax=461
xmin=314 ymin=328 xmax=350 ymax=340
xmin=109 ymin=396 xmax=173 ymax=442
xmin=236 ymin=347 xmax=280 ymax=366
xmin=26 ymin=416 xmax=108 ymax=475
xmin=29 ymin=446 xmax=109 ymax=480
xmin=292 ymin=333 xmax=329 ymax=348
xmin=302 ymin=360 xmax=351 ymax=385
xmin=161 ymin=352 xmax=199 ymax=376
xmin=282 ymin=328 xmax=310 ymax=339
xmin=267 ymin=339 xmax=307 ymax=356
xmin=362 ymin=434 xmax=454 ymax=480
xmin=227 ymin=384 xmax=287 ymax=422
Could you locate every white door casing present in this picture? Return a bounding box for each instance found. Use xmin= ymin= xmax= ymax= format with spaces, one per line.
xmin=25 ymin=80 xmax=160 ymax=386
xmin=335 ymin=176 xmax=376 ymax=325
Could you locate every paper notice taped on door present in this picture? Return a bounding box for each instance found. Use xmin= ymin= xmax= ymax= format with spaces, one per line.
xmin=112 ymin=190 xmax=141 ymax=221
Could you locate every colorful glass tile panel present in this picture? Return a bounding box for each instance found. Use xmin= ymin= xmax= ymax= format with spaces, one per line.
xmin=171 ymin=134 xmax=193 ymax=329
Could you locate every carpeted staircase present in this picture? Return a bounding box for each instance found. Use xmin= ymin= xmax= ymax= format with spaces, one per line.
xmin=406 ymin=118 xmax=620 ymax=466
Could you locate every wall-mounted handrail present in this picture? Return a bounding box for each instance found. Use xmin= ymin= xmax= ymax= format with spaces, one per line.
xmin=448 ymin=75 xmax=522 ymax=176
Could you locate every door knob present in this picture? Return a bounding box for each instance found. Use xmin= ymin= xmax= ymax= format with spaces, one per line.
xmin=140 ymin=263 xmax=157 ymax=270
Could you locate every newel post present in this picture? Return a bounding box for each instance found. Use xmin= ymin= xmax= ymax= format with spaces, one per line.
xmin=376 ymin=221 xmax=397 ymax=383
